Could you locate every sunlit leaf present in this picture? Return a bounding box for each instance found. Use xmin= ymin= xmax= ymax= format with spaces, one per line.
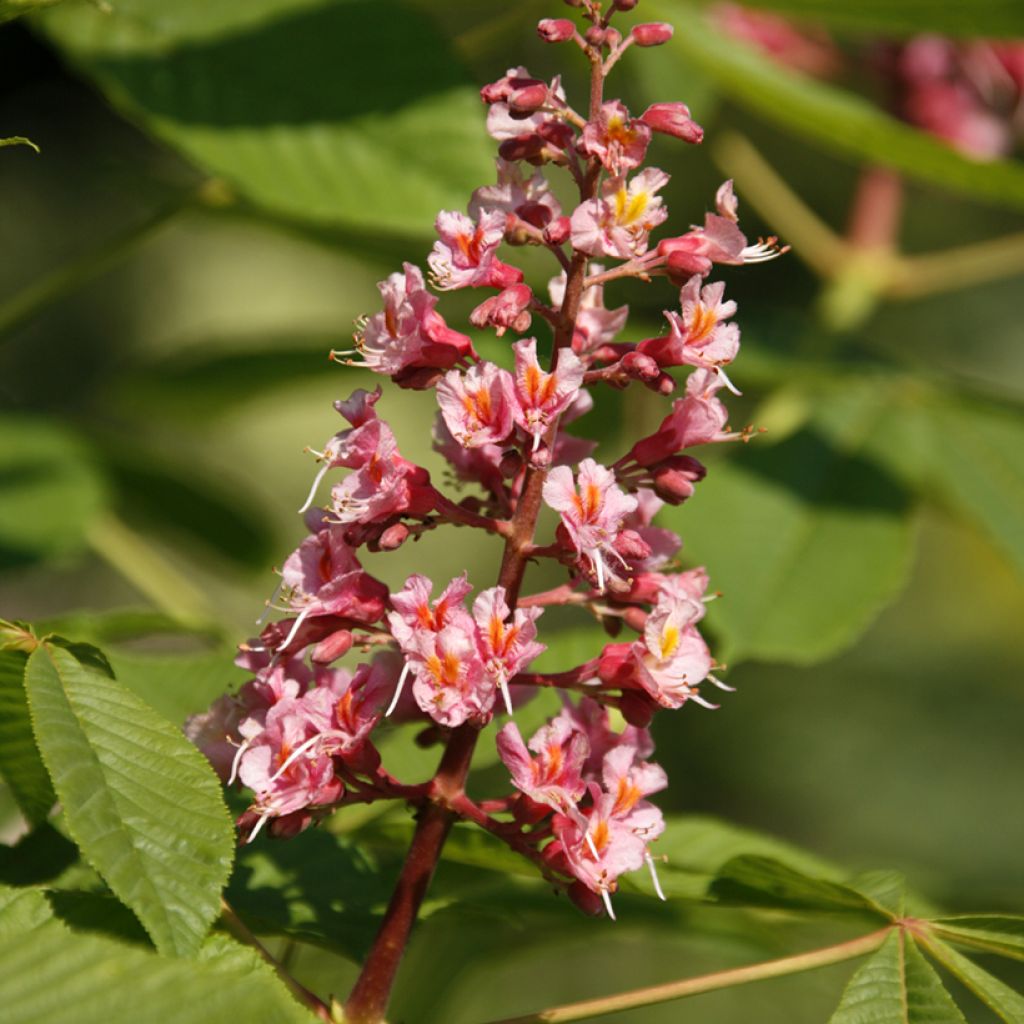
xmin=25 ymin=641 xmax=235 ymax=956
xmin=40 ymin=0 xmax=495 ymax=235
xmin=701 ymin=0 xmax=1024 ymax=38
xmin=650 ymin=2 xmax=1024 ymax=211
xmin=0 ymin=649 xmax=55 ymax=825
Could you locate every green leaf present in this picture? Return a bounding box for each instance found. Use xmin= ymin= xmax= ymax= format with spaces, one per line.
xmin=651 ymin=2 xmax=1024 ymax=212
xmin=0 ymin=914 xmax=319 ymax=1023
xmin=0 ymin=649 xmax=55 ymax=825
xmin=830 ymin=930 xmax=966 ymax=1023
xmin=0 ymin=135 xmax=40 ymax=152
xmin=710 ymin=855 xmax=895 ymax=919
xmin=931 ymin=915 xmax=1024 ymax=963
xmin=927 ymin=400 xmax=1024 ymax=579
xmin=0 ymin=884 xmax=53 ymax=938
xmin=701 ymin=0 xmax=1024 ymax=38
xmin=0 ymin=415 xmax=107 ymax=566
xmin=24 ymin=641 xmax=235 ymax=956
xmin=674 ymin=428 xmax=915 ymax=664
xmin=40 ymin=0 xmax=495 ymax=235
xmin=921 ymin=935 xmax=1024 ymax=1023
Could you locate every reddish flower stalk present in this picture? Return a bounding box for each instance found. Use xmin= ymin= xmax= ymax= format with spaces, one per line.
xmin=185 ymin=3 xmax=787 ymax=1020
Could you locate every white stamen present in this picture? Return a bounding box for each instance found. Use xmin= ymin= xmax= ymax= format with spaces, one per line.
xmin=715 ymin=365 xmax=742 ymax=397
xmin=646 ymin=852 xmax=667 ymax=901
xmin=593 ymin=551 xmax=606 ymax=592
xmin=385 ymin=661 xmax=412 ymax=717
xmin=532 ymin=432 xmax=542 ymax=453
xmin=499 ymin=676 xmax=514 ymax=717
xmin=708 ymin=673 xmax=736 ymax=692
xmin=298 ymin=462 xmax=332 ymax=514
xmin=585 ymin=830 xmax=601 ymax=860
xmin=601 ymin=888 xmax=617 ymax=921
xmin=256 ymin=579 xmax=285 ymax=625
xmin=227 ymin=736 xmax=252 ymax=787
xmin=688 ymin=691 xmax=720 ymax=710
xmin=269 ymin=732 xmax=331 ymax=783
xmin=277 ymin=604 xmax=314 ymax=653
xmin=246 ymin=811 xmax=272 ymax=844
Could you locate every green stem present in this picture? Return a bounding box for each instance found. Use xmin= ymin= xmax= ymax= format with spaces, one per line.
xmin=484 ymin=927 xmax=894 ymax=1024
xmin=0 ymin=194 xmax=192 ymax=342
xmin=888 ymin=230 xmax=1024 ymax=301
xmin=86 ymin=513 xmax=219 ymax=629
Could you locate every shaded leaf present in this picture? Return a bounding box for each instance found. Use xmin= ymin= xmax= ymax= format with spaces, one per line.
xmin=651 ymin=2 xmax=1024 ymax=211
xmin=921 ymin=935 xmax=1024 ymax=1023
xmin=0 ymin=649 xmax=55 ymax=825
xmin=46 ymin=890 xmax=151 ymax=947
xmin=0 ymin=135 xmax=40 ymax=152
xmin=41 ymin=0 xmax=495 ymax=234
xmin=25 ymin=642 xmax=235 ymax=956
xmin=0 ymin=415 xmax=107 ymax=566
xmin=702 ymin=0 xmax=1024 ymax=38
xmin=711 ymin=855 xmax=895 ymax=919
xmin=0 ymin=913 xmax=318 ymax=1023
xmin=931 ymin=915 xmax=1024 ymax=963
xmin=674 ymin=428 xmax=915 ymax=664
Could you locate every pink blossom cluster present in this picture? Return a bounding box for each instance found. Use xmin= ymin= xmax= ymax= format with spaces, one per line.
xmin=713 ymin=2 xmax=1024 ymax=160
xmin=188 ymin=0 xmax=783 ymax=916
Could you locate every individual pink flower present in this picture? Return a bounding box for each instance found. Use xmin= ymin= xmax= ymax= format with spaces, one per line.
xmin=355 ymin=263 xmax=473 ymax=376
xmin=483 ymin=67 xmax=568 ymax=144
xmin=623 ymin=368 xmax=737 ymax=467
xmin=557 ymin=696 xmax=654 ymax=782
xmin=571 ymin=168 xmax=670 ymax=259
xmin=469 ymin=284 xmax=533 ymax=336
xmin=549 ymin=268 xmax=628 ymax=356
xmin=543 ymin=458 xmax=639 ymax=591
xmin=432 ymin=413 xmax=506 ymax=497
xmin=497 ymin=718 xmax=588 ymax=814
xmin=473 ymin=586 xmax=545 ymax=713
xmin=639 ymin=276 xmax=740 ymax=376
xmin=436 ymin=361 xmax=517 ymax=448
xmin=428 ymin=209 xmax=523 ymax=291
xmin=580 ymin=100 xmax=651 ymax=174
xmin=511 ymin=337 xmax=585 ymax=449
xmin=409 ymin=625 xmax=494 ymax=728
xmin=469 ymin=158 xmax=561 ymax=224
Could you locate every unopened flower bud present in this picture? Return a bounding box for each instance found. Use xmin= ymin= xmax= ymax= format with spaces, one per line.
xmin=569 ymin=881 xmax=605 ymax=916
xmin=517 ymin=200 xmax=553 ymax=230
xmin=604 ymin=27 xmax=622 ymax=48
xmin=632 ymin=22 xmax=673 ymax=46
xmin=563 ymin=0 xmax=583 ymax=7
xmin=585 ymin=26 xmax=608 ymax=47
xmin=621 ymin=350 xmax=660 ymax=381
xmin=509 ymin=81 xmax=550 ymax=115
xmin=618 ymin=691 xmax=657 ymax=728
xmin=613 ymin=0 xmax=639 ymax=10
xmin=543 ymin=215 xmax=571 ymax=245
xmin=270 ymin=810 xmax=314 ymax=839
xmin=537 ymin=18 xmax=576 ymax=42
xmin=622 ymin=606 xmax=649 ymax=632
xmin=470 ymin=284 xmax=533 ymax=336
xmin=311 ymin=628 xmax=354 ymax=664
xmin=499 ymin=449 xmax=524 ymax=478
xmin=514 ymin=794 xmax=552 ymax=825
xmin=379 ymin=522 xmax=411 ymax=550
xmin=640 ymin=102 xmax=703 ymax=143
xmin=652 ymin=455 xmax=706 ymax=504
xmin=613 ymin=528 xmax=652 ymax=562
xmin=650 ymin=371 xmax=677 ymax=396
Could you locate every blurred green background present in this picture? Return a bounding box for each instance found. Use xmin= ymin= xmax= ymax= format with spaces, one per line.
xmin=1 ymin=1 xmax=1022 ymax=1021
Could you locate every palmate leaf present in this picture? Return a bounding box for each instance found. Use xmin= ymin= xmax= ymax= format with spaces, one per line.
xmin=650 ymin=1 xmax=1024 ymax=212
xmin=922 ymin=935 xmax=1024 ymax=1023
xmin=24 ymin=641 xmax=234 ymax=956
xmin=0 ymin=649 xmax=55 ymax=825
xmin=697 ymin=0 xmax=1024 ymax=38
xmin=0 ymin=896 xmax=318 ymax=1024
xmin=39 ymin=0 xmax=494 ymax=235
xmin=829 ymin=930 xmax=966 ymax=1023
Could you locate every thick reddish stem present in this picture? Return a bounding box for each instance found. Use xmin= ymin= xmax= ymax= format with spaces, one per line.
xmin=846 ymin=165 xmax=904 ymax=252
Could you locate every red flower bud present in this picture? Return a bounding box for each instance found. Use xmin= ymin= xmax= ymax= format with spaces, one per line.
xmin=631 ymin=22 xmax=674 ymax=47
xmin=621 ymin=350 xmax=660 ymax=381
xmin=543 ymin=215 xmax=572 ymax=246
xmin=640 ymin=102 xmax=704 ymax=144
xmin=569 ymin=881 xmax=605 ymax=916
xmin=613 ymin=0 xmax=639 ymax=10
xmin=585 ymin=26 xmax=608 ymax=47
xmin=537 ymin=18 xmax=576 ymax=42
xmin=379 ymin=522 xmax=411 ymax=550
xmin=508 ymin=81 xmax=550 ymax=115
xmin=618 ymin=691 xmax=658 ymax=728
xmin=652 ymin=455 xmax=707 ymax=505
xmin=311 ymin=628 xmax=354 ymax=664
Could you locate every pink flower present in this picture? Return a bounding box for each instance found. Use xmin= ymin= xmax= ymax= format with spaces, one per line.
xmin=483 ymin=67 xmax=568 ymax=144
xmin=356 ymin=263 xmax=473 ymax=376
xmin=511 ymin=337 xmax=585 ymax=448
xmin=543 ymin=458 xmax=639 ymax=590
xmin=473 ymin=586 xmax=545 ymax=713
xmin=389 ymin=573 xmax=475 ymax=649
xmin=549 ymin=268 xmax=628 ymax=356
xmin=469 ymin=284 xmax=533 ymax=336
xmin=436 ymin=361 xmax=517 ymax=448
xmin=557 ymin=696 xmax=654 ymax=781
xmin=469 ymin=158 xmax=561 ymax=224
xmin=432 ymin=413 xmax=506 ymax=496
xmin=497 ymin=718 xmax=587 ymax=813
xmin=620 ymin=489 xmax=682 ymax=571
xmin=580 ymin=100 xmax=651 ymax=174
xmin=410 ymin=625 xmax=494 ymax=727
xmin=639 ymin=102 xmax=703 ymax=144
xmin=428 ymin=209 xmax=523 ymax=291
xmin=639 ymin=276 xmax=740 ymax=375
xmin=570 ymin=168 xmax=670 ymax=259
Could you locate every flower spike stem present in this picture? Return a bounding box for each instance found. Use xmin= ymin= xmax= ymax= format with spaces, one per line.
xmin=484 ymin=927 xmax=894 ymax=1024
